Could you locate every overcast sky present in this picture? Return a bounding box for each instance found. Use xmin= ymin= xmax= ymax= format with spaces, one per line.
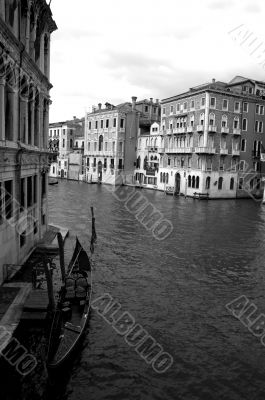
xmin=49 ymin=0 xmax=265 ymax=122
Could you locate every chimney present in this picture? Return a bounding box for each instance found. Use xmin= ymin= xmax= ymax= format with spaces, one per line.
xmin=73 ymin=116 xmax=76 ymax=120
xmin=212 ymin=78 xmax=216 ymax=83
xmin=150 ymin=98 xmax=153 ymax=103
xmin=98 ymin=103 xmax=102 ymax=110
xmin=132 ymin=96 xmax=137 ymax=111
xmin=156 ymin=99 xmax=159 ymax=104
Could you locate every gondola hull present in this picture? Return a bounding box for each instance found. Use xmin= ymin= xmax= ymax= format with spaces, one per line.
xmin=47 ymin=238 xmax=92 ymax=370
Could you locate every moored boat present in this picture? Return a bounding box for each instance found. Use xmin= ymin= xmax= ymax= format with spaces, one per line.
xmin=48 ymin=178 xmax=59 ymax=185
xmin=47 ymin=238 xmax=92 ymax=369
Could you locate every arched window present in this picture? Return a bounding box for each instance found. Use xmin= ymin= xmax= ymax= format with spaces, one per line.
xmin=136 ymin=156 xmax=141 ymax=169
xmin=98 ymin=135 xmax=103 ymax=151
xmin=188 ymin=175 xmax=191 ymax=187
xmin=154 ymin=138 xmax=157 ymax=147
xmin=200 ymin=113 xmax=205 ymax=126
xmin=163 ymin=173 xmax=165 ymax=183
xmin=190 ymin=114 xmax=195 ymax=127
xmin=192 ymin=176 xmax=195 ymax=188
xmin=44 ymin=34 xmax=49 ymax=77
xmin=209 ymin=112 xmax=215 ymax=126
xmin=196 ymin=176 xmax=200 ymax=189
xmin=144 ymin=156 xmax=148 ymax=170
xmin=206 ymin=176 xmax=211 ymax=190
xmin=221 ymin=115 xmax=228 ymax=128
xmin=242 ymin=118 xmax=247 ymax=131
xmin=197 ymin=157 xmax=202 ymax=169
xmin=230 ymin=177 xmax=234 ymax=190
xmin=160 ymin=172 xmax=162 ymax=182
xmin=218 ymin=177 xmax=223 ymax=190
xmin=166 ymin=173 xmax=169 ymax=184
xmin=233 ymin=116 xmax=239 ymax=129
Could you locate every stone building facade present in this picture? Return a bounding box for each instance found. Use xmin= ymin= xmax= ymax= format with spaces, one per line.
xmin=0 ymin=0 xmax=57 ymax=283
xmin=48 ymin=118 xmax=84 ymax=179
xmin=159 ymin=76 xmax=265 ymax=199
xmin=84 ymin=98 xmax=160 ymax=185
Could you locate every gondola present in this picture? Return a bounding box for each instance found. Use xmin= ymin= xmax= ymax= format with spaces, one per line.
xmin=47 ymin=238 xmax=92 ymax=369
xmin=48 ymin=178 xmax=59 ymax=185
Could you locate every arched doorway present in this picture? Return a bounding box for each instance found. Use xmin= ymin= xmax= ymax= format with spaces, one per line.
xmin=175 ymin=173 xmax=181 ymax=195
xmin=61 ymin=169 xmax=64 ymax=179
xmin=98 ymin=161 xmax=102 ymax=182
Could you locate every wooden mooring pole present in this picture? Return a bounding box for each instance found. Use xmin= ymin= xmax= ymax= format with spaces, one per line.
xmin=57 ymin=232 xmax=66 ymax=282
xmin=43 ymin=259 xmax=55 ymax=311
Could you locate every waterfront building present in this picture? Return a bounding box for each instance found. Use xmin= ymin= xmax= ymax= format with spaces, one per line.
xmin=48 ymin=117 xmax=84 ymax=179
xmin=159 ymin=76 xmax=265 ymax=198
xmin=84 ymin=98 xmax=160 ymax=185
xmin=134 ymin=122 xmax=162 ymax=190
xmin=0 ymin=0 xmax=57 ymax=283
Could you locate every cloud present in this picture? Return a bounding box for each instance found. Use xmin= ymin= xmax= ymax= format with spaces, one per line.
xmin=244 ymin=3 xmax=262 ymax=13
xmin=49 ymin=0 xmax=265 ymax=122
xmin=206 ymin=0 xmax=235 ymax=10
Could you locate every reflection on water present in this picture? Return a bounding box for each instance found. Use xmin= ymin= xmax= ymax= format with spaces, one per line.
xmin=3 ymin=180 xmax=265 ymax=400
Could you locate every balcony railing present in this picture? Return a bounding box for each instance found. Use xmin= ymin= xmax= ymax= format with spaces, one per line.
xmin=157 ymin=147 xmax=165 ymax=153
xmin=220 ymin=148 xmax=228 ymax=155
xmin=197 ymin=125 xmax=204 ymax=132
xmin=194 ymin=146 xmax=216 ymax=154
xmin=165 ymin=147 xmax=193 ymax=154
xmin=187 ymin=126 xmax=194 ymax=133
xmin=233 ymin=128 xmax=241 ymax=135
xmin=173 ymin=127 xmax=186 ymax=134
xmin=208 ymin=125 xmax=217 ymax=133
xmin=221 ymin=127 xmax=229 ymax=134
xmin=166 ymin=129 xmax=173 ymax=135
xmin=232 ymin=149 xmax=240 ymax=156
xmin=252 ymin=151 xmax=261 ymax=159
xmin=86 ymin=150 xmax=124 ymax=157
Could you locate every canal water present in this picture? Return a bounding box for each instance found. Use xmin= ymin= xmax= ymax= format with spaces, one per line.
xmin=3 ymin=179 xmax=265 ymax=400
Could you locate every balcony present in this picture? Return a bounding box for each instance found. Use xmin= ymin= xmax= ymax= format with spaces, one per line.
xmin=165 ymin=147 xmax=193 ymax=154
xmin=208 ymin=125 xmax=217 ymax=133
xmin=220 ymin=148 xmax=228 ymax=155
xmin=195 ymin=147 xmax=216 ymax=154
xmin=187 ymin=126 xmax=194 ymax=133
xmin=197 ymin=125 xmax=204 ymax=132
xmin=221 ymin=127 xmax=229 ymax=134
xmin=233 ymin=128 xmax=241 ymax=135
xmin=86 ymin=150 xmax=124 ymax=157
xmin=166 ymin=129 xmax=173 ymax=135
xmin=173 ymin=127 xmax=186 ymax=134
xmin=252 ymin=151 xmax=261 ymax=159
xmin=232 ymin=149 xmax=240 ymax=156
xmin=157 ymin=147 xmax=165 ymax=153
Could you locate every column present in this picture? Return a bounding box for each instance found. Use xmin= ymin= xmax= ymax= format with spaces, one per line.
xmin=8 ymin=88 xmax=16 ymax=141
xmin=30 ymin=16 xmax=37 ymax=59
xmin=39 ymin=33 xmax=45 ymax=72
xmin=0 ymin=78 xmax=5 ymax=140
xmin=25 ymin=9 xmax=30 ymax=53
xmin=29 ymin=88 xmax=35 ymax=145
xmin=20 ymin=97 xmax=28 ymax=144
xmin=39 ymin=97 xmax=43 ymax=149
xmin=35 ymin=105 xmax=40 ymax=147
xmin=43 ymin=100 xmax=49 ymax=149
